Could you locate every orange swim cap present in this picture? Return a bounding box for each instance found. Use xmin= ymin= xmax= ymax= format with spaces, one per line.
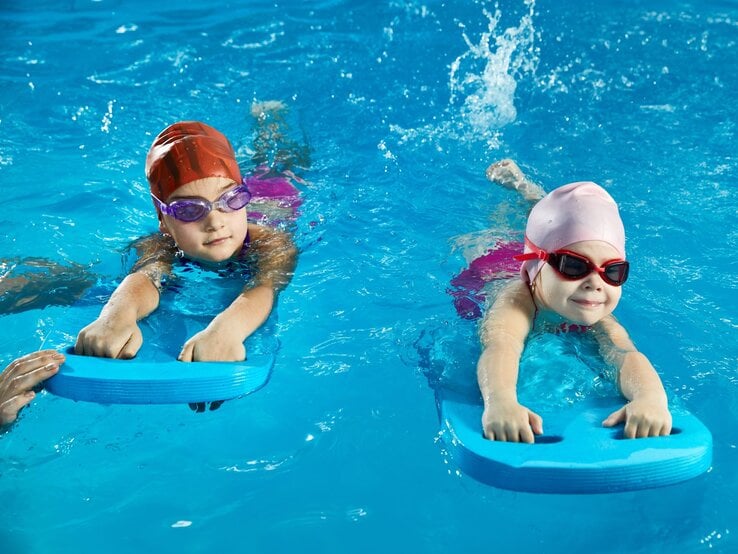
xmin=145 ymin=121 xmax=242 ymax=201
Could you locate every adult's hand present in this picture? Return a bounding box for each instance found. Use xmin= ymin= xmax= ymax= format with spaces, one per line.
xmin=0 ymin=350 xmax=64 ymax=427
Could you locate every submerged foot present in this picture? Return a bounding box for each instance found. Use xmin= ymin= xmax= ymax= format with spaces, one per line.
xmin=250 ymin=100 xmax=287 ymax=120
xmin=486 ymin=159 xmax=545 ymax=203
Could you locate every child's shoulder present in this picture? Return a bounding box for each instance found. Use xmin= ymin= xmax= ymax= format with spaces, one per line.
xmin=495 ymin=278 xmax=531 ymax=302
xmin=246 ymin=223 xmax=296 ymax=258
xmin=247 ymin=222 xmax=289 ymax=241
xmin=487 ymin=279 xmax=536 ymax=320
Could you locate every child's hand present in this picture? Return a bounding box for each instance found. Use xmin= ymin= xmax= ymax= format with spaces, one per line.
xmin=75 ymin=316 xmax=143 ymax=359
xmin=602 ymin=397 xmax=672 ymax=438
xmin=178 ymin=324 xmax=246 ymax=362
xmin=482 ymin=399 xmax=543 ymax=443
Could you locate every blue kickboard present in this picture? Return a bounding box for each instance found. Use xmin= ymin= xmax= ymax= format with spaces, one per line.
xmin=46 ymin=349 xmax=274 ymax=405
xmin=440 ymin=396 xmax=712 ymax=494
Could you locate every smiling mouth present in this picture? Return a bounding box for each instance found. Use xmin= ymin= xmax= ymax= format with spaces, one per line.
xmin=204 ymin=236 xmax=229 ymax=246
xmin=571 ymin=299 xmax=603 ymax=308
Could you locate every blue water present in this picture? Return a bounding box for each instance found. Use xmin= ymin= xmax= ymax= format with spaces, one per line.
xmin=2 ymin=1 xmax=737 ymax=552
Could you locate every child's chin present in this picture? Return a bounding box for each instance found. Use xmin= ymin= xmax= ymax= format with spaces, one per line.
xmin=563 ymin=310 xmax=604 ymax=326
xmin=190 ymin=252 xmax=233 ymax=265
xmin=577 ymin=312 xmax=609 ymax=326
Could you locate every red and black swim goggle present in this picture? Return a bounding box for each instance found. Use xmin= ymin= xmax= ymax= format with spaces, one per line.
xmin=514 ymin=238 xmax=630 ymax=287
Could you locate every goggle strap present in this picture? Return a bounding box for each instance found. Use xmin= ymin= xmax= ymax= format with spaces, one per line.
xmin=513 ymin=252 xmax=543 ymax=262
xmin=150 ymin=193 xmax=170 ymax=215
xmin=513 ymin=237 xmax=548 ymax=262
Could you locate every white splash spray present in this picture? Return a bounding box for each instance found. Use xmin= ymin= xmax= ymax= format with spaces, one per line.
xmin=449 ymin=1 xmax=538 ymax=142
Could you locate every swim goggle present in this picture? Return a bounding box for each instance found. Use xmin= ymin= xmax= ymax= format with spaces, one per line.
xmin=151 ymin=183 xmax=251 ymax=223
xmin=514 ymin=238 xmax=629 ymax=286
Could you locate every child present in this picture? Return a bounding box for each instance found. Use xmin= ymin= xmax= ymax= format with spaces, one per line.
xmin=75 ymin=105 xmax=301 ymax=364
xmin=476 ymin=160 xmax=672 ymax=443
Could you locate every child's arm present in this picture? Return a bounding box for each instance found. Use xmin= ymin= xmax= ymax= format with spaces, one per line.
xmin=477 ymin=280 xmax=543 ymax=443
xmin=177 ymin=224 xmax=296 ymax=362
xmin=594 ymin=316 xmax=672 ymax=438
xmin=75 ymin=235 xmax=172 ymax=358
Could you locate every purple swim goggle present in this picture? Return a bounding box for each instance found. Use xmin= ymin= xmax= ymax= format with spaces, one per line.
xmin=152 ymin=181 xmax=252 ymax=223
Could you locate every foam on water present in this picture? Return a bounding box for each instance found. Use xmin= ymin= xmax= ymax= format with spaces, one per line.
xmin=449 ymin=1 xmax=538 ymax=146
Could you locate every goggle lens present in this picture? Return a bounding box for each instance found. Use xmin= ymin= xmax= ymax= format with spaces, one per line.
xmin=603 ymin=261 xmax=629 ymax=285
xmin=171 ymin=202 xmax=209 ymax=222
xmin=224 ymin=187 xmax=251 ymax=211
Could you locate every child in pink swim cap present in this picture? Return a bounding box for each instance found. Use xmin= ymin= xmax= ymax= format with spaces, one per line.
xmin=476 ymin=160 xmax=671 ymax=443
xmin=75 ymin=102 xmax=307 ymax=369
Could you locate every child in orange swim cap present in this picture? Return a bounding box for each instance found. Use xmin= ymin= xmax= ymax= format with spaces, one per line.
xmin=75 ymin=103 xmax=305 ymax=369
xmin=144 ymin=121 xmax=252 ymax=265
xmin=473 ymin=160 xmax=671 ymax=443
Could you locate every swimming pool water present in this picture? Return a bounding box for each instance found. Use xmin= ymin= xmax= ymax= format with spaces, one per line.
xmin=1 ymin=1 xmax=737 ymax=552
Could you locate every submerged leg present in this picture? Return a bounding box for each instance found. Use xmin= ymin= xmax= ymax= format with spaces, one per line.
xmin=486 ymin=159 xmax=545 ymax=204
xmin=250 ymin=100 xmax=311 ymax=172
xmin=246 ymin=101 xmax=311 ymax=226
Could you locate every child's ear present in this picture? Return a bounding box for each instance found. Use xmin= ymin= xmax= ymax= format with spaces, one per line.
xmin=158 ymin=218 xmax=169 ymax=235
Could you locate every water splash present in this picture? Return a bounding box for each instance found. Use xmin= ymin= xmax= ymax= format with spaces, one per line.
xmin=449 ymin=1 xmax=539 ymax=143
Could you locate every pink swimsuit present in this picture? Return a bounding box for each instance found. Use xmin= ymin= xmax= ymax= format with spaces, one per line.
xmin=244 ymin=165 xmax=303 ymax=225
xmin=448 ymin=240 xmax=522 ymax=320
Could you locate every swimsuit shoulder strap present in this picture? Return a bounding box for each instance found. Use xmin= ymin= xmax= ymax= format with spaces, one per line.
xmin=237 ymin=227 xmax=251 ymax=259
xmin=527 ymin=282 xmax=539 ymax=322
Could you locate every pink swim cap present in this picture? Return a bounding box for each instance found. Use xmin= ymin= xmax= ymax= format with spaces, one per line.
xmin=520 ymin=181 xmax=626 ymax=284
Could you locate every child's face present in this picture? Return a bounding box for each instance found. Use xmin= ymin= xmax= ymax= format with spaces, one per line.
xmin=535 ymin=240 xmax=624 ymax=325
xmin=158 ymin=176 xmax=249 ymax=263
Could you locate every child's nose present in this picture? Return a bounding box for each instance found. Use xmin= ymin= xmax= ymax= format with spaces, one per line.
xmin=582 ymin=273 xmax=604 ymax=290
xmin=202 ymin=208 xmax=226 ymax=230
